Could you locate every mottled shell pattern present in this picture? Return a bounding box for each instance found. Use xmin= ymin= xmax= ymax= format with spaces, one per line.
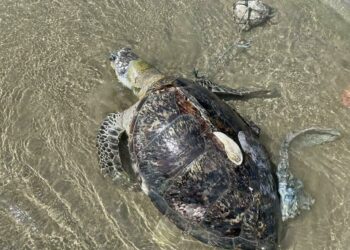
xmin=127 ymin=77 xmax=279 ymax=249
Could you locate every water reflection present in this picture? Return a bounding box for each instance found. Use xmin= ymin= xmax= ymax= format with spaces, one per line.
xmin=0 ymin=0 xmax=349 ymax=249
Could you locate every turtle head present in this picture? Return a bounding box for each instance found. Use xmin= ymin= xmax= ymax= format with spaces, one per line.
xmin=109 ymin=48 xmax=164 ymax=98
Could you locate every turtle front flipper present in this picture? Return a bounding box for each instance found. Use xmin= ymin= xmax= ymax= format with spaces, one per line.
xmin=277 ymin=127 xmax=341 ymax=221
xmin=193 ymin=69 xmax=278 ymax=100
xmin=97 ymin=112 xmax=135 ymax=189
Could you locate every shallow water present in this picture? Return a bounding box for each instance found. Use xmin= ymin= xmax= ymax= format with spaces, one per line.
xmin=0 ymin=0 xmax=350 ymax=249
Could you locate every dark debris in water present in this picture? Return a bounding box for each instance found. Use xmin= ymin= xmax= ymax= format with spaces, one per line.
xmin=233 ymin=0 xmax=276 ymax=31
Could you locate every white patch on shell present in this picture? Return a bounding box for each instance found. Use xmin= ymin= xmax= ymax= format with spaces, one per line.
xmin=213 ymin=132 xmax=243 ymax=165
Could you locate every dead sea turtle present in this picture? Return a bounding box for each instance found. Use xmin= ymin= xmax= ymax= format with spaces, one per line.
xmin=97 ymin=48 xmax=340 ymax=249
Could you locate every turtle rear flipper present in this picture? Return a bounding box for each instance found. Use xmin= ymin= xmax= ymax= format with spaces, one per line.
xmin=97 ymin=112 xmax=137 ymax=189
xmin=277 ymin=127 xmax=341 ymax=221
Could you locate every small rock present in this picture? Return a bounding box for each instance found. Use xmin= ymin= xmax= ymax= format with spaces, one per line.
xmin=233 ymin=0 xmax=274 ymax=31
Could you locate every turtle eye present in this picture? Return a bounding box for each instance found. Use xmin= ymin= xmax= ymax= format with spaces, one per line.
xmin=109 ymin=53 xmax=117 ymax=61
